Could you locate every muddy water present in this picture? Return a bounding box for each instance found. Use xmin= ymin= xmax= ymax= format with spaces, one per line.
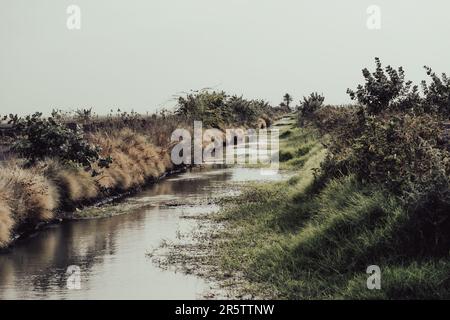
xmin=0 ymin=167 xmax=286 ymax=300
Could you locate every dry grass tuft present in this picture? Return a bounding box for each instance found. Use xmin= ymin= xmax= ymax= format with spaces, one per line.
xmin=44 ymin=161 xmax=100 ymax=203
xmin=89 ymin=129 xmax=172 ymax=191
xmin=0 ymin=166 xmax=59 ymax=222
xmin=0 ymin=195 xmax=13 ymax=247
xmin=0 ymin=165 xmax=59 ymax=247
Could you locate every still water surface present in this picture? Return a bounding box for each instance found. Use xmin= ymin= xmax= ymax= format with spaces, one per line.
xmin=0 ymin=167 xmax=285 ymax=300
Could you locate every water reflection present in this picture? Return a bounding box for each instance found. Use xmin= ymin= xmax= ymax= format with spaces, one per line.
xmin=0 ymin=168 xmax=284 ymax=299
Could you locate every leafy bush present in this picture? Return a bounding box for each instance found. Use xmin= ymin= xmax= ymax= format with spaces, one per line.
xmin=74 ymin=108 xmax=94 ymax=123
xmin=225 ymin=95 xmax=258 ymax=125
xmin=312 ymin=104 xmax=363 ymax=135
xmin=176 ymin=91 xmax=229 ymax=128
xmin=347 ymin=57 xmax=450 ymax=117
xmin=319 ymin=60 xmax=450 ymax=191
xmin=6 ymin=112 xmax=111 ymax=171
xmin=175 ymin=90 xmax=284 ymax=128
xmin=347 ymin=57 xmax=421 ymax=115
xmin=297 ymin=92 xmax=325 ymax=125
xmin=319 ymin=108 xmax=450 ymax=212
xmin=421 ymin=66 xmax=450 ymax=116
xmin=308 ymin=59 xmax=450 ymax=256
xmin=350 ymin=114 xmax=448 ymax=190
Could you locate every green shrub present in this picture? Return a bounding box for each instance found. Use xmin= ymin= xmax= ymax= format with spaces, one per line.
xmin=318 ymin=60 xmax=450 ymax=199
xmin=7 ymin=112 xmax=111 ymax=171
xmin=176 ymin=91 xmax=229 ymax=128
xmin=297 ymin=92 xmax=325 ymax=125
xmin=312 ymin=105 xmax=363 ymax=135
xmin=421 ymin=66 xmax=450 ymax=116
xmin=175 ymin=90 xmax=284 ymax=128
xmin=347 ymin=57 xmax=421 ymax=115
xmin=347 ymin=57 xmax=450 ymax=117
xmin=296 ymin=59 xmax=450 ymax=259
xmin=320 ymin=112 xmax=450 ymax=246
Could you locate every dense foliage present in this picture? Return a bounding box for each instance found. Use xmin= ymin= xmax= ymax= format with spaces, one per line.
xmin=175 ymin=90 xmax=285 ymax=128
xmin=298 ymin=58 xmax=450 ymax=257
xmin=214 ymin=61 xmax=450 ymax=298
xmin=4 ymin=112 xmax=111 ymax=171
xmin=296 ymin=92 xmax=325 ymax=125
xmin=347 ymin=57 xmax=450 ymax=117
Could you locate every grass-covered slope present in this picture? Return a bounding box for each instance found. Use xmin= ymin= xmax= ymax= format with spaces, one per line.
xmin=214 ymin=118 xmax=450 ymax=299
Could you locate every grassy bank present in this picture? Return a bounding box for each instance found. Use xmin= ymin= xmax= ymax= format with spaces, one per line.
xmin=0 ymin=129 xmax=174 ymax=247
xmin=209 ymin=114 xmax=450 ymax=299
xmin=204 ymin=60 xmax=450 ymax=299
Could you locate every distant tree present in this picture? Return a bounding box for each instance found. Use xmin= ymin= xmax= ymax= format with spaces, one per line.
xmin=283 ymin=93 xmax=293 ymax=110
xmin=75 ymin=108 xmax=93 ymax=124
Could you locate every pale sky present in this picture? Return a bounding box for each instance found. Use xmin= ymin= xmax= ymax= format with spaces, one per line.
xmin=1 ymin=0 xmax=449 ymax=115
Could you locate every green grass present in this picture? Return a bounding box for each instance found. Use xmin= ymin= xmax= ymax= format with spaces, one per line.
xmin=340 ymin=261 xmax=450 ymax=299
xmin=241 ymin=117 xmax=322 ymax=170
xmin=275 ymin=118 xmax=324 ymax=170
xmin=213 ymin=118 xmax=450 ymax=299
